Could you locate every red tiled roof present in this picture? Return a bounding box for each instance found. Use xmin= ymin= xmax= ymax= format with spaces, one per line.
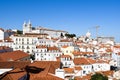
xmin=0 ymin=61 xmax=63 ymax=80
xmin=4 ymin=37 xmax=13 ymax=42
xmin=87 ymin=58 xmax=96 ymax=64
xmin=47 ymin=46 xmax=60 ymax=51
xmin=75 ymin=75 xmax=91 ymax=80
xmin=60 ymin=39 xmax=71 ymax=42
xmin=0 ymin=68 xmax=26 ymax=80
xmin=32 ymin=73 xmax=64 ymax=80
xmin=0 ymin=50 xmax=30 ymax=61
xmin=25 ymin=33 xmax=48 ymax=35
xmin=106 ymin=48 xmax=113 ymax=52
xmin=36 ymin=45 xmax=47 ymax=49
xmin=28 ymin=61 xmax=62 ymax=80
xmin=61 ymin=45 xmax=69 ymax=48
xmin=73 ymin=51 xmax=93 ymax=56
xmin=63 ymin=68 xmax=74 ymax=73
xmin=114 ymin=45 xmax=120 ymax=48
xmin=0 ymin=28 xmax=4 ymax=32
xmin=0 ymin=61 xmax=31 ymax=69
xmin=101 ymin=70 xmax=114 ymax=76
xmin=61 ymin=55 xmax=71 ymax=59
xmin=73 ymin=58 xmax=90 ymax=65
xmin=74 ymin=66 xmax=82 ymax=70
xmin=0 ymin=46 xmax=11 ymax=50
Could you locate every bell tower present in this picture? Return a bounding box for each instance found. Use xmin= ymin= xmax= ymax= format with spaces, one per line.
xmin=23 ymin=20 xmax=32 ymax=34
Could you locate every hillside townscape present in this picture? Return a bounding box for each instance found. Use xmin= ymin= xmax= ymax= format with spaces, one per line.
xmin=0 ymin=21 xmax=120 ymax=80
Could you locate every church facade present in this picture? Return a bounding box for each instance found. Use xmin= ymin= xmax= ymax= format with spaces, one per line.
xmin=23 ymin=21 xmax=68 ymax=38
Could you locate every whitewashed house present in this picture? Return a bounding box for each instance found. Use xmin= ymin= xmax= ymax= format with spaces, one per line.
xmin=73 ymin=58 xmax=92 ymax=76
xmin=11 ymin=35 xmax=37 ymax=54
xmin=35 ymin=46 xmax=63 ymax=61
xmin=60 ymin=55 xmax=74 ymax=68
xmin=92 ymin=60 xmax=110 ymax=72
xmin=112 ymin=52 xmax=120 ymax=67
xmin=57 ymin=39 xmax=74 ymax=48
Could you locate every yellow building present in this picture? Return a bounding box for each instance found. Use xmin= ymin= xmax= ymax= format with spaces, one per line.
xmin=61 ymin=46 xmax=74 ymax=59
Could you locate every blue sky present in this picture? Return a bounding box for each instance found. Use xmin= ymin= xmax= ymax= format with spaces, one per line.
xmin=0 ymin=0 xmax=120 ymax=41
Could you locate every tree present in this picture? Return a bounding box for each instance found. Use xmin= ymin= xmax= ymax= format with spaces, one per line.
xmin=91 ymin=73 xmax=108 ymax=80
xmin=17 ymin=30 xmax=23 ymax=34
xmin=60 ymin=33 xmax=64 ymax=38
xmin=30 ymin=54 xmax=35 ymax=60
xmin=65 ymin=33 xmax=76 ymax=38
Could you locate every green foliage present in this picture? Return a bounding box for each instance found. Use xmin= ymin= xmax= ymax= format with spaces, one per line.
xmin=60 ymin=33 xmax=64 ymax=38
xmin=17 ymin=30 xmax=23 ymax=34
xmin=91 ymin=73 xmax=108 ymax=80
xmin=65 ymin=33 xmax=76 ymax=38
xmin=30 ymin=54 xmax=35 ymax=60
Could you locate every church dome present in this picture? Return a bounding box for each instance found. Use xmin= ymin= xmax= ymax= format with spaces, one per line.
xmin=86 ymin=31 xmax=91 ymax=37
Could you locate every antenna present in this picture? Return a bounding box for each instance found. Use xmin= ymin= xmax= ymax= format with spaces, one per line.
xmin=95 ymin=26 xmax=100 ymax=38
xmin=89 ymin=25 xmax=100 ymax=39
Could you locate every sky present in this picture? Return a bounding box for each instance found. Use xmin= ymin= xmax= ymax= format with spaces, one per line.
xmin=0 ymin=0 xmax=120 ymax=42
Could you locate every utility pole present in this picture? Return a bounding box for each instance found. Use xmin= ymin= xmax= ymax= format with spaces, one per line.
xmin=95 ymin=26 xmax=100 ymax=39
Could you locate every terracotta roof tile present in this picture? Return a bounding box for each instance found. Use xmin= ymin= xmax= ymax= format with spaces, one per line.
xmin=75 ymin=75 xmax=91 ymax=80
xmin=60 ymin=39 xmax=71 ymax=42
xmin=0 ymin=28 xmax=4 ymax=32
xmin=73 ymin=58 xmax=90 ymax=65
xmin=28 ymin=61 xmax=61 ymax=80
xmin=114 ymin=45 xmax=120 ymax=48
xmin=74 ymin=66 xmax=82 ymax=70
xmin=0 ymin=50 xmax=30 ymax=61
xmin=101 ymin=70 xmax=114 ymax=76
xmin=106 ymin=48 xmax=113 ymax=52
xmin=0 ymin=61 xmax=31 ymax=69
xmin=47 ymin=46 xmax=60 ymax=51
xmin=87 ymin=58 xmax=96 ymax=64
xmin=0 ymin=68 xmax=26 ymax=80
xmin=61 ymin=45 xmax=69 ymax=48
xmin=25 ymin=33 xmax=48 ymax=35
xmin=0 ymin=46 xmax=12 ymax=51
xmin=4 ymin=37 xmax=13 ymax=42
xmin=64 ymin=68 xmax=74 ymax=73
xmin=36 ymin=45 xmax=47 ymax=49
xmin=73 ymin=51 xmax=93 ymax=56
xmin=61 ymin=55 xmax=72 ymax=59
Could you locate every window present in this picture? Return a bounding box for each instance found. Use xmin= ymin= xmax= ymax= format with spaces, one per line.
xmin=83 ymin=71 xmax=86 ymax=74
xmin=22 ymin=38 xmax=24 ymax=41
xmin=27 ymin=38 xmax=29 ymax=41
xmin=27 ymin=46 xmax=30 ymax=49
xmin=66 ymin=50 xmax=68 ymax=53
xmin=22 ymin=42 xmax=24 ymax=44
xmin=27 ymin=42 xmax=29 ymax=44
xmin=37 ymin=53 xmax=39 ymax=56
xmin=27 ymin=51 xmax=29 ymax=53
xmin=22 ymin=46 xmax=24 ymax=49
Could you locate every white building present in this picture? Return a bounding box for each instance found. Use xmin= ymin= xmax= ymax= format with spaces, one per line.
xmin=60 ymin=55 xmax=74 ymax=68
xmin=73 ymin=58 xmax=93 ymax=76
xmin=23 ymin=21 xmax=68 ymax=38
xmin=92 ymin=61 xmax=110 ymax=72
xmin=36 ymin=38 xmax=55 ymax=47
xmin=112 ymin=52 xmax=120 ymax=67
xmin=11 ymin=35 xmax=37 ymax=54
xmin=57 ymin=39 xmax=74 ymax=47
xmin=35 ymin=46 xmax=63 ymax=61
xmin=0 ymin=28 xmax=10 ymax=40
